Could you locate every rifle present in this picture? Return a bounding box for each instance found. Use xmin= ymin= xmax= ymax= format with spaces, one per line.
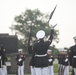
xmin=27 ymin=21 xmax=32 ymax=54
xmin=61 ymin=65 xmax=66 ymax=75
xmin=58 ymin=64 xmax=62 ymax=75
xmin=1 ymin=59 xmax=2 ymax=68
xmin=47 ymin=5 xmax=57 ymax=23
xmin=71 ymin=68 xmax=74 ymax=75
xmin=27 ymin=5 xmax=57 ymax=53
xmin=47 ymin=5 xmax=57 ymax=29
xmin=0 ymin=55 xmax=2 ymax=68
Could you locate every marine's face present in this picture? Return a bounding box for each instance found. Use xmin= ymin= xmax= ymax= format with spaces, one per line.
xmin=59 ymin=51 xmax=64 ymax=54
xmin=63 ymin=51 xmax=67 ymax=54
xmin=18 ymin=51 xmax=23 ymax=54
xmin=47 ymin=51 xmax=51 ymax=55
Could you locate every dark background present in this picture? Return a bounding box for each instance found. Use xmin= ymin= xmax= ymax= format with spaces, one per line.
xmin=0 ymin=34 xmax=18 ymax=54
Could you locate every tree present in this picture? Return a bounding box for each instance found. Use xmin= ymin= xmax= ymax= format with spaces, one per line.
xmin=10 ymin=9 xmax=59 ymax=52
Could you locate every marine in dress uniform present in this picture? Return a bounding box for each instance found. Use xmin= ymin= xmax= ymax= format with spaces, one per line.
xmin=16 ymin=49 xmax=25 ymax=75
xmin=47 ymin=49 xmax=54 ymax=75
xmin=29 ymin=46 xmax=36 ymax=75
xmin=2 ymin=48 xmax=8 ymax=75
xmin=57 ymin=48 xmax=66 ymax=75
xmin=0 ymin=45 xmax=3 ymax=75
xmin=32 ymin=28 xmax=54 ymax=75
xmin=29 ymin=60 xmax=36 ymax=75
xmin=62 ymin=49 xmax=69 ymax=75
xmin=69 ymin=36 xmax=76 ymax=75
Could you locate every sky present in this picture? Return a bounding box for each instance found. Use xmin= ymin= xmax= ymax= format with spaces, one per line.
xmin=0 ymin=0 xmax=76 ymax=48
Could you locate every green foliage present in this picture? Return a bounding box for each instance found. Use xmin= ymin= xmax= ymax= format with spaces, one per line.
xmin=10 ymin=9 xmax=59 ymax=52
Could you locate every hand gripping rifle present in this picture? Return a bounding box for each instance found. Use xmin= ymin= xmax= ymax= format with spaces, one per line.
xmin=47 ymin=5 xmax=57 ymax=42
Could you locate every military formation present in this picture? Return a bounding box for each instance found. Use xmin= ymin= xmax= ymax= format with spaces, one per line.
xmin=16 ymin=49 xmax=25 ymax=75
xmin=28 ymin=27 xmax=76 ymax=75
xmin=0 ymin=27 xmax=76 ymax=75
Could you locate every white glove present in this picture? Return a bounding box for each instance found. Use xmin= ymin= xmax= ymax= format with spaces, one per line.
xmin=0 ymin=56 xmax=1 ymax=60
xmin=65 ymin=58 xmax=68 ymax=62
xmin=48 ymin=59 xmax=52 ymax=62
xmin=18 ymin=58 xmax=22 ymax=62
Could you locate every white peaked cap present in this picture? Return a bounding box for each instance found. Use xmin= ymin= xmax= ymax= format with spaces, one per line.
xmin=18 ymin=49 xmax=23 ymax=52
xmin=63 ymin=49 xmax=67 ymax=51
xmin=47 ymin=49 xmax=52 ymax=52
xmin=73 ymin=36 xmax=76 ymax=40
xmin=36 ymin=30 xmax=45 ymax=39
xmin=58 ymin=48 xmax=64 ymax=51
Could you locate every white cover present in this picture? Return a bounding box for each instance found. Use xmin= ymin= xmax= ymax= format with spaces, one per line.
xmin=36 ymin=30 xmax=45 ymax=39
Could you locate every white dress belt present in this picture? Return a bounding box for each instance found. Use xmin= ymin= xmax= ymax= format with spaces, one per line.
xmin=35 ymin=54 xmax=47 ymax=57
xmin=73 ymin=56 xmax=76 ymax=58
